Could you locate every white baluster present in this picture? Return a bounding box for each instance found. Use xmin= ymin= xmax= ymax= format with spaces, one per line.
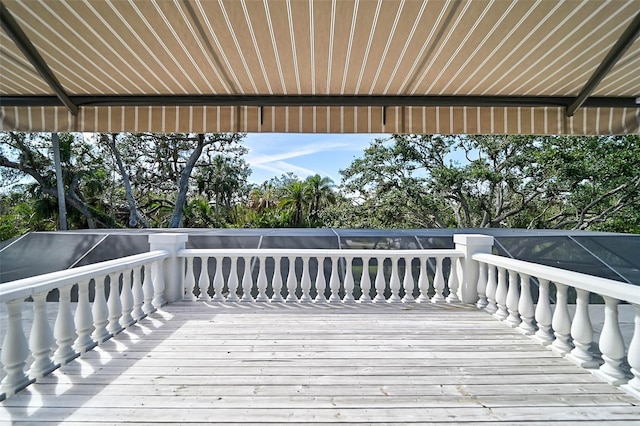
xmin=28 ymin=292 xmax=55 ymax=378
xmin=226 ymin=257 xmax=240 ymax=302
xmin=271 ymin=256 xmax=285 ymax=302
xmin=622 ymin=303 xmax=640 ymax=398
xmin=388 ymin=257 xmax=401 ymax=303
xmin=484 ymin=264 xmax=497 ymax=314
xmin=152 ymin=259 xmax=166 ymax=308
xmin=446 ymin=258 xmax=460 ymax=303
xmin=402 ymin=257 xmax=415 ymax=303
xmin=0 ymin=299 xmax=31 ymax=397
xmin=300 ymin=256 xmax=312 ymax=302
xmin=54 ymin=285 xmax=77 ymax=364
xmin=92 ymin=276 xmax=110 ymax=343
xmin=120 ymin=270 xmax=134 ymax=328
xmin=517 ymin=273 xmax=535 ymax=335
xmin=329 ymin=256 xmax=341 ymax=303
xmin=359 ymin=257 xmax=372 ymax=303
xmin=493 ymin=267 xmax=508 ymax=320
xmin=141 ymin=264 xmax=155 ymax=314
xmin=476 ymin=262 xmax=488 ymax=309
xmin=505 ymin=270 xmax=521 ymax=327
xmin=551 ymin=283 xmax=573 ymax=354
xmin=416 ymin=257 xmax=430 ymax=303
xmin=286 ymin=256 xmax=298 ymax=302
xmin=241 ymin=256 xmax=255 ymax=302
xmin=198 ymin=257 xmax=211 ymax=301
xmin=597 ymin=296 xmax=627 ymax=384
xmin=533 ymin=278 xmax=554 ymax=345
xmin=184 ymin=257 xmax=197 ymax=301
xmin=74 ymin=279 xmax=95 ymax=353
xmin=567 ymin=288 xmax=597 ymax=367
xmin=343 ymin=256 xmax=355 ymax=303
xmin=212 ymin=256 xmax=225 ymax=301
xmin=131 ymin=266 xmax=145 ymax=320
xmin=256 ymin=256 xmax=268 ymax=302
xmin=314 ymin=257 xmax=328 ymax=303
xmin=107 ymin=273 xmax=123 ymax=335
xmin=373 ymin=256 xmax=386 ymax=303
xmin=432 ymin=257 xmax=445 ymax=303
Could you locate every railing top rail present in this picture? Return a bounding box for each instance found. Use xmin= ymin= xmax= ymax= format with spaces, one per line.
xmin=178 ymin=248 xmax=464 ymax=258
xmin=473 ymin=253 xmax=640 ymax=305
xmin=0 ymin=250 xmax=170 ymax=302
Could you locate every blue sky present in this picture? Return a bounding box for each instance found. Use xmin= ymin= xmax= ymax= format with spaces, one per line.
xmin=242 ymin=133 xmax=389 ymax=184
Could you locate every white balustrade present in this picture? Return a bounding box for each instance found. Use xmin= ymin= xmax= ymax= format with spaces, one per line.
xmin=54 ymin=284 xmax=78 ymax=364
xmin=120 ymin=271 xmax=135 ymax=328
xmin=598 ymin=297 xmax=627 ymax=384
xmin=0 ymin=300 xmax=31 ymax=397
xmin=533 ymin=278 xmax=554 ymax=345
xmin=402 ymin=259 xmax=415 ymax=303
xmin=142 ymin=264 xmax=155 ymax=314
xmin=476 ymin=262 xmax=488 ymax=309
xmin=517 ymin=273 xmax=536 ymax=335
xmin=300 ymin=257 xmax=312 ymax=303
xmin=359 ymin=256 xmax=372 ymax=302
xmin=28 ymin=292 xmax=55 ymax=378
xmin=484 ymin=265 xmax=497 ymax=314
xmin=314 ymin=257 xmax=328 ymax=303
xmin=197 ymin=257 xmax=210 ymax=301
xmin=92 ymin=276 xmax=110 ymax=343
xmin=329 ymin=256 xmax=341 ymax=303
xmin=387 ymin=257 xmax=401 ymax=303
xmin=212 ymin=256 xmax=224 ymax=302
xmin=473 ymin=252 xmax=640 ymax=396
xmin=241 ymin=257 xmax=255 ymax=302
xmin=446 ymin=259 xmax=460 ymax=303
xmin=107 ymin=273 xmax=123 ymax=335
xmin=506 ymin=270 xmax=521 ymax=327
xmin=0 ymin=250 xmax=169 ymax=398
xmin=74 ymin=279 xmax=95 ymax=353
xmin=256 ymin=256 xmax=269 ymax=302
xmin=432 ymin=257 xmax=445 ymax=302
xmin=271 ymin=256 xmax=285 ymax=302
xmin=183 ymin=257 xmax=197 ymax=301
xmin=178 ymin=249 xmax=463 ymax=306
xmin=494 ymin=267 xmax=508 ymax=320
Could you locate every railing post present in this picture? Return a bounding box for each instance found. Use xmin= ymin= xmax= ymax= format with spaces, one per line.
xmin=148 ymin=233 xmax=188 ymax=304
xmin=454 ymin=234 xmax=494 ymax=304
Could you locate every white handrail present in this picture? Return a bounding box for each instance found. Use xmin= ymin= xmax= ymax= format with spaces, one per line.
xmin=180 ymin=248 xmax=463 ymax=258
xmin=472 ymin=253 xmax=640 ymax=304
xmin=0 ymin=251 xmax=170 ymax=303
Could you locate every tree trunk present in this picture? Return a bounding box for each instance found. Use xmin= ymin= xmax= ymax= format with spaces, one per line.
xmin=104 ymin=134 xmax=148 ymax=228
xmin=169 ymin=134 xmax=205 ymax=228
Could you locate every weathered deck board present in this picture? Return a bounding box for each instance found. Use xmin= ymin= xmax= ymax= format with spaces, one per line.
xmin=1 ymin=301 xmax=639 ymax=424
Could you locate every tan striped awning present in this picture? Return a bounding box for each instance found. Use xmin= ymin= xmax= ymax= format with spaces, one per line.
xmin=1 ymin=0 xmax=639 ymax=135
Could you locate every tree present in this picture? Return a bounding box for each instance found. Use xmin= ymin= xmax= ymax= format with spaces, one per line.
xmin=332 ymin=134 xmax=640 ymax=232
xmin=280 ymin=180 xmax=311 ymax=227
xmin=0 ymin=132 xmax=111 ymax=229
xmin=305 ymin=174 xmax=336 ymax=225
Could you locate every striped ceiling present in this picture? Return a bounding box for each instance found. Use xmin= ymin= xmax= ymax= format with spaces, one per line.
xmin=1 ymin=0 xmax=639 ymax=134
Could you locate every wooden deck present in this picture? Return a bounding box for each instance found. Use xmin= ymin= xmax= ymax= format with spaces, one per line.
xmin=1 ymin=302 xmax=639 ymax=425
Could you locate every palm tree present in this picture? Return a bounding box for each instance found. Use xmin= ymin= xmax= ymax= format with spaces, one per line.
xmin=305 ymin=174 xmax=336 ymax=224
xmin=280 ymin=181 xmax=311 ymax=227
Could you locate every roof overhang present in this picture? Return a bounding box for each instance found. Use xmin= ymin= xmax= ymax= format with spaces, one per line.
xmin=1 ymin=0 xmax=639 ymax=135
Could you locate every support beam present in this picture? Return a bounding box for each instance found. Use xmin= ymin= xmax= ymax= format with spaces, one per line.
xmin=0 ymin=1 xmax=78 ymax=115
xmin=0 ymin=95 xmax=638 ymax=109
xmin=566 ymin=11 xmax=640 ymax=117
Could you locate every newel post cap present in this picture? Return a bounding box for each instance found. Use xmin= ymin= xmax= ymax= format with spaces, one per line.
xmin=149 ymin=233 xmax=189 ymax=246
xmin=454 ymin=234 xmax=494 ymax=247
